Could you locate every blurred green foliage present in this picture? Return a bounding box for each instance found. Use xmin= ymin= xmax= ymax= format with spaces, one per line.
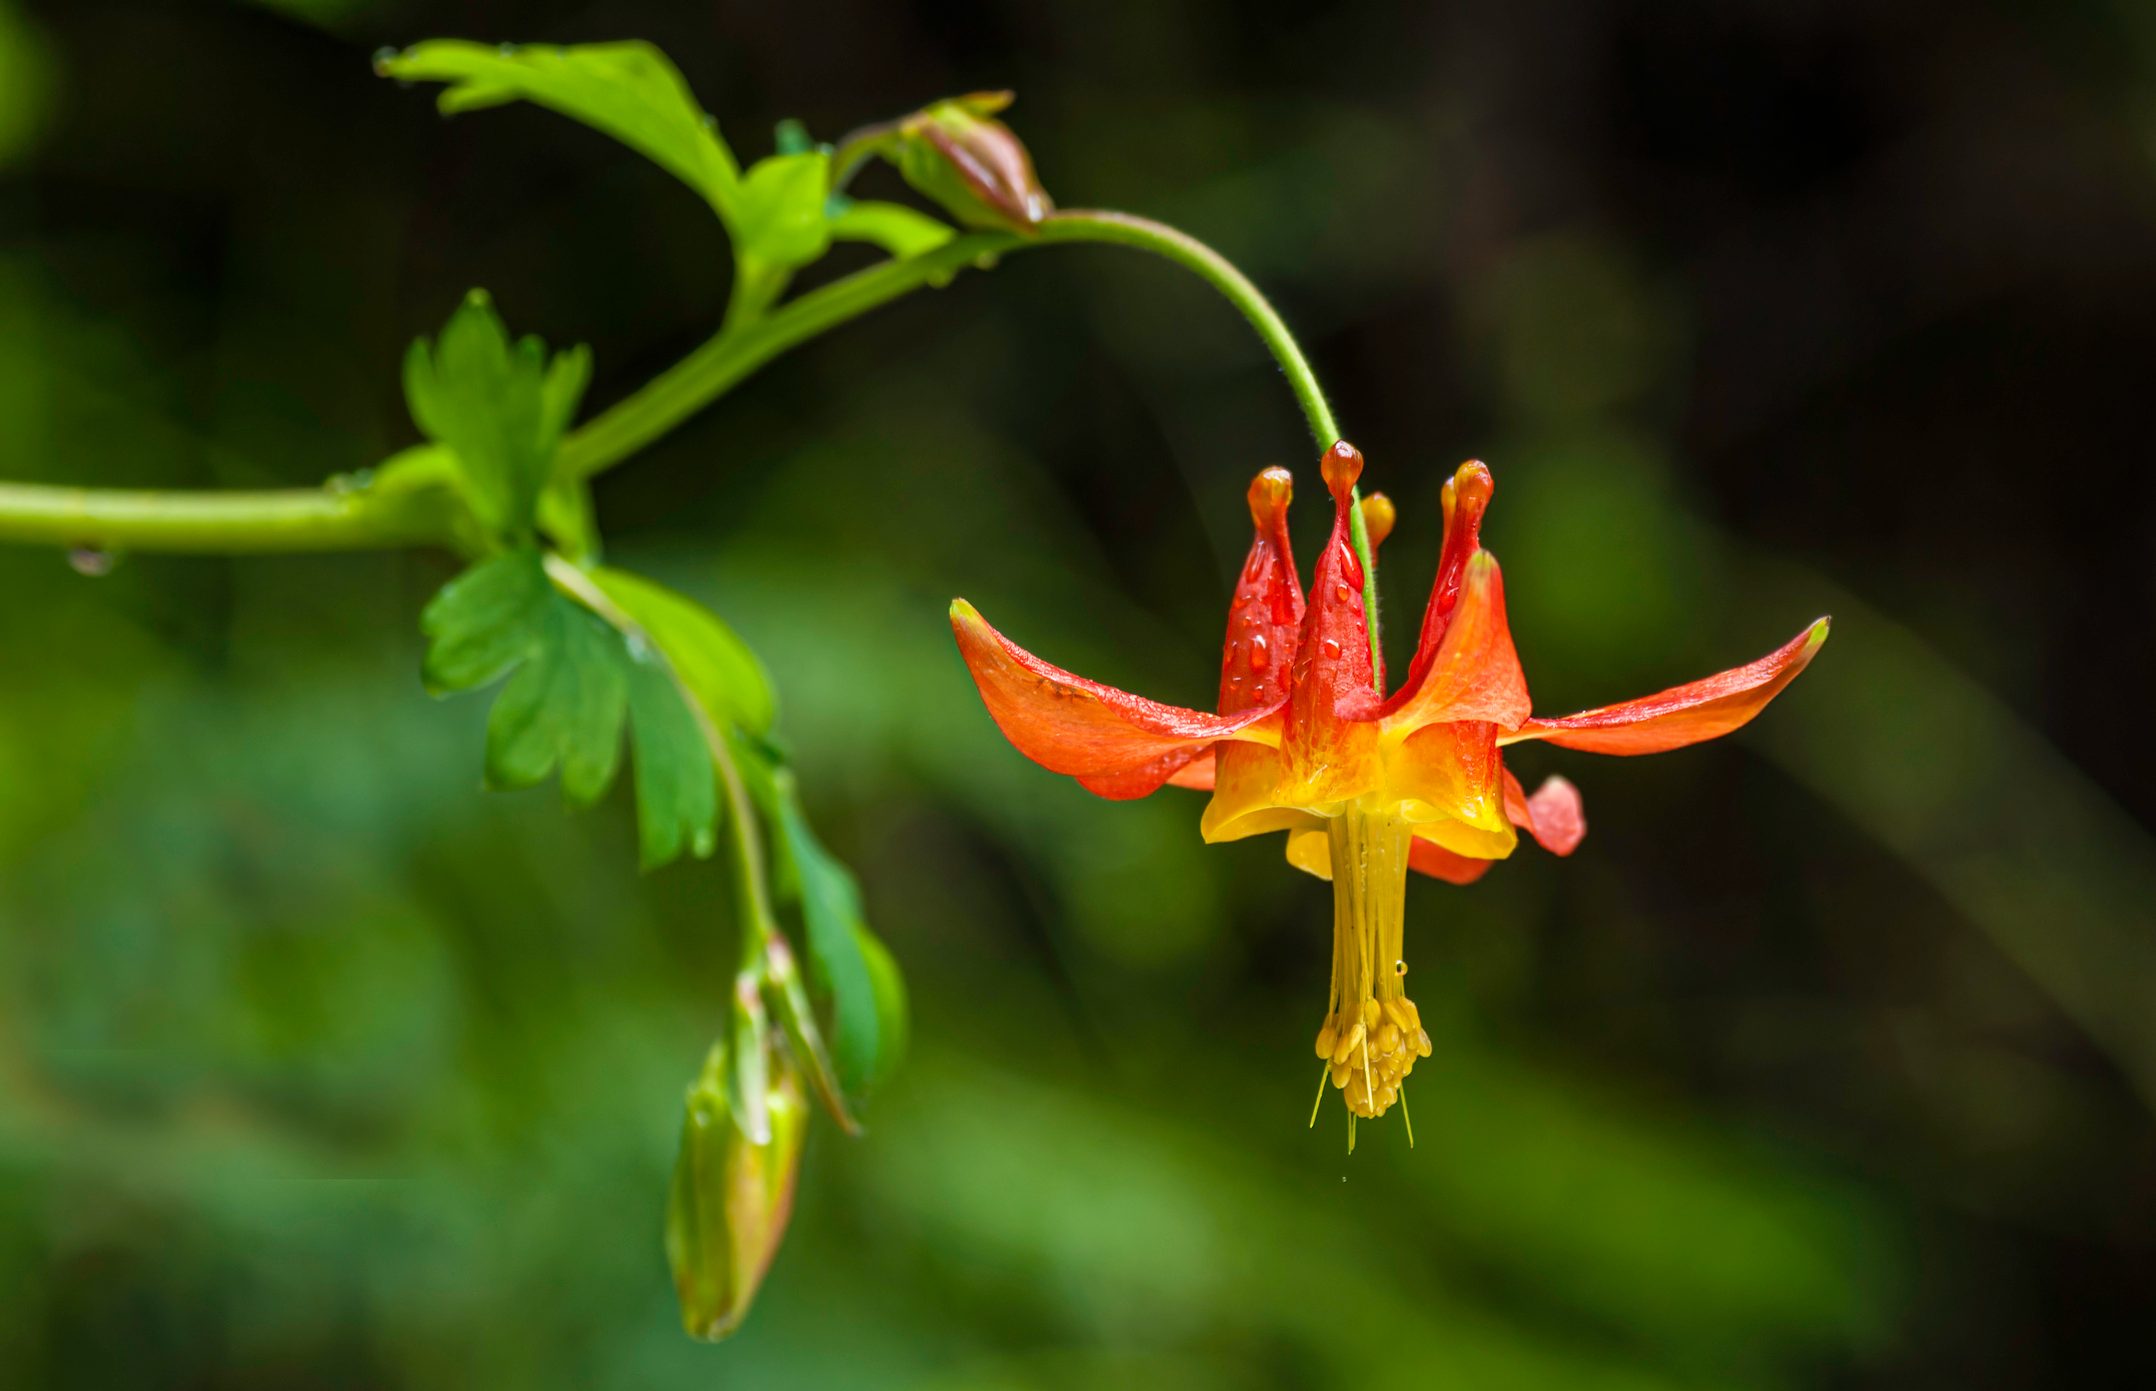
xmin=3 ymin=1 xmax=2153 ymax=1387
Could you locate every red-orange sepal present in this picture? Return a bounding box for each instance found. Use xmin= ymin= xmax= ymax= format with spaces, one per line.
xmin=1408 ymin=838 xmax=1495 ymax=884
xmin=949 ymin=600 xmax=1279 ymax=799
xmin=1218 ymin=467 xmax=1304 ymax=714
xmin=1397 ymin=462 xmax=1493 ymax=693
xmin=1380 ymin=463 xmax=1529 ymax=733
xmin=1504 ymin=618 xmax=1830 ymax=755
xmin=1275 ymin=443 xmax=1385 ymax=807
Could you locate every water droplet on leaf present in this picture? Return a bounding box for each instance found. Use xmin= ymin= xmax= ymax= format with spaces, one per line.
xmin=67 ymin=547 xmax=116 ymax=577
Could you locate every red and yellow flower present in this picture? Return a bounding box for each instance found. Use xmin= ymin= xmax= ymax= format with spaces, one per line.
xmin=950 ymin=442 xmax=1827 ymax=1131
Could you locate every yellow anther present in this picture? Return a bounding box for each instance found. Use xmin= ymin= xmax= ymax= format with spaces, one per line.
xmin=1332 ymin=1021 xmax=1365 ymax=1066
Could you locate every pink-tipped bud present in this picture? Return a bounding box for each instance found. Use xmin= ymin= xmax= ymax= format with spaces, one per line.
xmin=1320 ymin=441 xmax=1364 ymax=501
xmin=896 ymin=91 xmax=1053 ymax=232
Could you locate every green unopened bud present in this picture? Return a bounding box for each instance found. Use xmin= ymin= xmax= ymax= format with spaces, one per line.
xmin=665 ymin=1039 xmax=807 ymax=1342
xmin=895 ymin=91 xmax=1053 ymax=232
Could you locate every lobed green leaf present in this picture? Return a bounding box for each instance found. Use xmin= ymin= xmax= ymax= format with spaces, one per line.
xmin=403 ymin=291 xmax=589 ymax=539
xmin=590 ymin=568 xmax=776 ymax=736
xmin=381 ymin=41 xmax=741 ymax=220
xmin=483 ymin=596 xmax=627 ymax=804
xmin=420 ymin=551 xmax=720 ymax=869
xmin=382 ymin=39 xmax=961 ymax=277
xmin=419 ymin=548 xmax=552 ymax=692
xmin=625 ymin=653 xmax=719 ymax=869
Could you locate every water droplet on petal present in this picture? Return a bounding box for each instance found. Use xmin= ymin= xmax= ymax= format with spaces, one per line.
xmin=67 ymin=546 xmax=115 ymax=577
xmin=1320 ymin=638 xmax=1342 ymax=658
xmin=1249 ymin=635 xmax=1270 ymax=669
xmin=1334 ymin=584 xmax=1353 ymax=602
xmin=1394 ymin=959 xmax=1408 ymax=977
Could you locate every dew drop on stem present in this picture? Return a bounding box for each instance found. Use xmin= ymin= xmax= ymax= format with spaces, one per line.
xmin=67 ymin=546 xmax=117 ymax=577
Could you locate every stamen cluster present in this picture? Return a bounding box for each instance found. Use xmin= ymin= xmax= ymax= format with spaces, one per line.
xmin=1316 ymin=995 xmax=1432 ymax=1119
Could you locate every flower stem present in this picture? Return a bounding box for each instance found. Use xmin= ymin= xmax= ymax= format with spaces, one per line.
xmin=1033 ymin=210 xmax=1339 ymax=448
xmin=1034 ymin=211 xmax=1381 ymax=685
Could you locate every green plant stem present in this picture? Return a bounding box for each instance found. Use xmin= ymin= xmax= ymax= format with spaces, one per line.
xmin=1035 ymin=212 xmax=1379 ymax=682
xmin=0 ymin=209 xmax=1371 ymax=670
xmin=559 ymin=207 xmax=1382 ymax=680
xmin=1036 ymin=211 xmax=1339 ymax=447
xmin=559 ymin=231 xmax=1016 ymax=480
xmin=543 ymin=555 xmax=776 ymax=969
xmin=0 ymin=480 xmax=451 ymax=552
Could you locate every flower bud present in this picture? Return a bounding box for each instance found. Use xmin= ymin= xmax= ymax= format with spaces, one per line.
xmin=895 ymin=91 xmax=1052 ymax=232
xmin=665 ymin=1040 xmax=807 ymax=1342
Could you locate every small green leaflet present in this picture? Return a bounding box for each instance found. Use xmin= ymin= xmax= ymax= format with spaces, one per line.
xmin=588 ymin=568 xmax=775 ymax=736
xmin=623 ymin=655 xmax=718 ymax=868
xmin=380 ymin=41 xmax=742 ymax=221
xmin=857 ymin=928 xmax=909 ymax=1078
xmin=381 ymin=40 xmax=960 ymax=269
xmin=403 ymin=291 xmax=589 ymax=539
xmin=734 ymin=151 xmax=833 ymax=271
xmin=827 ymin=196 xmax=956 ymax=259
xmin=420 ymin=550 xmax=719 ymax=869
xmin=733 ymin=738 xmax=904 ymax=1100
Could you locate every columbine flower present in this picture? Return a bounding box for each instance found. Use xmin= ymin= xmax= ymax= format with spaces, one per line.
xmin=950 ymin=442 xmax=1827 ymax=1134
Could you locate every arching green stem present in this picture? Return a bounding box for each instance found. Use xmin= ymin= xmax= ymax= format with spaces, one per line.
xmin=0 ymin=208 xmax=1376 ymax=677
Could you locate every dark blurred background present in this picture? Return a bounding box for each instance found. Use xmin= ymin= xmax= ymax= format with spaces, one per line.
xmin=3 ymin=0 xmax=2153 ymax=1386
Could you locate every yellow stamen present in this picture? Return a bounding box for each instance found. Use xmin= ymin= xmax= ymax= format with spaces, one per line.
xmin=1312 ymin=803 xmax=1426 ymax=1123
